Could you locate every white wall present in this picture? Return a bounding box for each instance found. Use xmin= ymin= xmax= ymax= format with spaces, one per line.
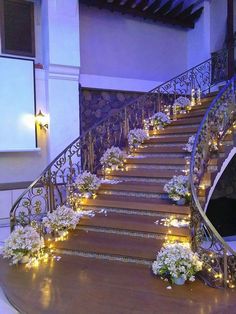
xmin=210 ymin=0 xmax=227 ymax=52
xmin=42 ymin=0 xmax=80 ymax=161
xmin=79 ymin=4 xmax=188 ymax=91
xmin=187 ymin=1 xmax=211 ymax=68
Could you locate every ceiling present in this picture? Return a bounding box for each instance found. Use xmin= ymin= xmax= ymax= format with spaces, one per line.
xmin=80 ymin=0 xmax=204 ymax=29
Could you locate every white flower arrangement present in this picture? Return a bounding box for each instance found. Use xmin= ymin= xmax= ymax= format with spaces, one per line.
xmin=75 ymin=171 xmax=101 ymax=197
xmin=149 ymin=112 xmax=171 ymax=129
xmin=2 ymin=225 xmax=45 ymax=265
xmin=100 ymin=146 xmax=126 ymax=169
xmin=183 ymin=135 xmax=196 ymax=153
xmin=174 ymin=96 xmax=191 ymax=109
xmin=128 ymin=128 xmax=148 ymax=150
xmin=152 ymin=243 xmax=202 ymax=283
xmin=42 ymin=205 xmax=80 ymax=234
xmin=164 ymin=175 xmax=189 ymax=202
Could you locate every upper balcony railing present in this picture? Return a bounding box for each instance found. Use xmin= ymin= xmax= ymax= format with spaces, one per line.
xmin=10 ymin=47 xmax=229 ymax=235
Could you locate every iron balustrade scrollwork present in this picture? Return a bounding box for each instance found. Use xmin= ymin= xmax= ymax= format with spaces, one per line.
xmin=10 ymin=48 xmax=229 ymax=232
xmin=190 ymin=75 xmax=236 ymax=288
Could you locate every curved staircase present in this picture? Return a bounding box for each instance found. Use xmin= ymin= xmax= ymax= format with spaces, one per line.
xmin=7 ymin=48 xmax=236 ymax=296
xmin=52 ymin=98 xmax=214 ymax=266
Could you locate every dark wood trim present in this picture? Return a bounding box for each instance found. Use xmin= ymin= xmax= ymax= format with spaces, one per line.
xmin=80 ymin=0 xmax=200 ymax=29
xmin=227 ymin=0 xmax=234 ymax=79
xmin=1 ymin=0 xmax=35 ymax=57
xmin=0 ymin=181 xmax=34 ymax=191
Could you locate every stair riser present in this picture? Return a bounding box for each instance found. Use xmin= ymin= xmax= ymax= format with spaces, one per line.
xmin=126 ymin=164 xmax=183 ymax=170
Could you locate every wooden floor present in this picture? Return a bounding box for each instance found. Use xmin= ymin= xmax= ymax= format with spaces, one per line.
xmin=1 ymin=255 xmax=236 ymax=314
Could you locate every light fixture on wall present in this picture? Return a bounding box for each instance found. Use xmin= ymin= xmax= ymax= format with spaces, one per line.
xmin=36 ymin=110 xmax=49 ymax=130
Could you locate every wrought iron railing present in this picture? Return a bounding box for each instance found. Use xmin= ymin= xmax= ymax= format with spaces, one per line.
xmin=190 ymin=75 xmax=236 ymax=288
xmin=10 ymin=48 xmax=228 ymax=230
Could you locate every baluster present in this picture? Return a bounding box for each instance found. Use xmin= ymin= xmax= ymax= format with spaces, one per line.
xmin=88 ymin=130 xmax=95 ymax=172
xmin=48 ymin=170 xmax=55 ymax=213
xmin=223 ymin=247 xmax=228 ymax=288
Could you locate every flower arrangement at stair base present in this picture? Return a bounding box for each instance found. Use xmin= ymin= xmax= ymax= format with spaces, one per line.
xmin=149 ymin=112 xmax=171 ymax=131
xmin=152 ymin=242 xmax=203 ymax=285
xmin=100 ymin=146 xmax=126 ymax=172
xmin=173 ymin=96 xmax=191 ymax=115
xmin=42 ymin=205 xmax=80 ymax=237
xmin=164 ymin=175 xmax=190 ymax=205
xmin=75 ymin=171 xmax=101 ymax=199
xmin=128 ymin=128 xmax=148 ymax=152
xmin=2 ymin=225 xmax=45 ymax=265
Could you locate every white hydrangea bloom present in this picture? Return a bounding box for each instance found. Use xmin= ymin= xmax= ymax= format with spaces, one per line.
xmin=75 ymin=171 xmax=101 ymax=194
xmin=100 ymin=146 xmax=126 ymax=168
xmin=174 ymin=96 xmax=190 ymax=108
xmin=164 ymin=175 xmax=189 ymax=201
xmin=128 ymin=128 xmax=148 ymax=149
xmin=149 ymin=112 xmax=171 ymax=127
xmin=183 ymin=135 xmax=196 ymax=153
xmin=152 ymin=243 xmax=202 ymax=283
xmin=42 ymin=205 xmax=80 ymax=233
xmin=2 ymin=225 xmax=44 ymax=265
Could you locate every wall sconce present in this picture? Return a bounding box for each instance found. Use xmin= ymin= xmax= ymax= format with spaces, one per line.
xmin=36 ymin=110 xmax=49 ymax=130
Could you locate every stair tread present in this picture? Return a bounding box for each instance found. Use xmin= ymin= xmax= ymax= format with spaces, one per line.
xmin=83 ymin=195 xmax=190 ymax=214
xmin=79 ymin=212 xmax=190 ymax=237
xmin=54 ymin=229 xmax=164 ymax=260
xmin=144 ymin=136 xmax=191 ymax=144
xmin=126 ymin=156 xmax=186 ymax=165
xmin=150 ymin=125 xmax=198 ymax=135
xmin=107 ymin=168 xmax=182 ymax=178
xmin=100 ymin=181 xmax=167 ymax=193
xmin=136 ymin=146 xmax=185 ymax=153
xmin=171 ymin=116 xmax=202 ymax=126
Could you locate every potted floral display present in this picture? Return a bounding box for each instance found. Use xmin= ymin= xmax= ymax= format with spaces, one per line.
xmin=173 ymin=96 xmax=191 ymax=114
xmin=152 ymin=242 xmax=203 ymax=285
xmin=164 ymin=175 xmax=190 ymax=205
xmin=75 ymin=171 xmax=101 ymax=198
xmin=149 ymin=112 xmax=171 ymax=130
xmin=2 ymin=225 xmax=45 ymax=265
xmin=42 ymin=205 xmax=80 ymax=236
xmin=100 ymin=146 xmax=126 ymax=171
xmin=183 ymin=135 xmax=196 ymax=153
xmin=128 ymin=128 xmax=148 ymax=151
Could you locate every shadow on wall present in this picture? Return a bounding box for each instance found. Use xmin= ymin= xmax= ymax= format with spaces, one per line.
xmin=80 ymin=88 xmax=143 ymax=133
xmin=207 ymin=155 xmax=236 ymax=237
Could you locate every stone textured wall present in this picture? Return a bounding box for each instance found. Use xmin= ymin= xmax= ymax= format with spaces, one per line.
xmin=80 ymin=87 xmax=143 ymax=133
xmin=211 ymin=155 xmax=236 ymax=199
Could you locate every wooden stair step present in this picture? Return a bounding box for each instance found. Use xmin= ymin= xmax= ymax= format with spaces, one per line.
xmin=171 ymin=116 xmax=202 ymax=126
xmin=176 ymin=109 xmax=205 ymax=119
xmin=135 ymin=145 xmax=185 ymax=154
xmin=79 ymin=212 xmax=190 ymax=237
xmin=83 ymin=195 xmax=190 ymax=215
xmin=54 ymin=229 xmax=165 ymax=261
xmin=106 ymin=168 xmax=181 ymax=178
xmin=145 ymin=135 xmax=191 ymax=144
xmin=149 ymin=125 xmax=198 ymax=135
xmin=100 ymin=181 xmax=166 ymax=194
xmin=125 ymin=156 xmax=186 ymax=165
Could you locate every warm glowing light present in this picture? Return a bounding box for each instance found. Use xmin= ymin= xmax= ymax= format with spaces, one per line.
xmin=21 ymin=114 xmax=35 ymax=130
xmin=36 ymin=110 xmax=49 ymax=130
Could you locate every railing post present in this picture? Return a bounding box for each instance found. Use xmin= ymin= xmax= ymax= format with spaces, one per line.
xmin=224 ymin=247 xmax=228 ymax=288
xmin=48 ymin=170 xmax=55 ymax=213
xmin=88 ymin=130 xmax=94 ymax=172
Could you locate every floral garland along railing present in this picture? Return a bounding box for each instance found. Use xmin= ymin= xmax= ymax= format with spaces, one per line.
xmin=190 ymin=75 xmax=236 ymax=289
xmin=10 ymin=48 xmax=228 ymax=234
